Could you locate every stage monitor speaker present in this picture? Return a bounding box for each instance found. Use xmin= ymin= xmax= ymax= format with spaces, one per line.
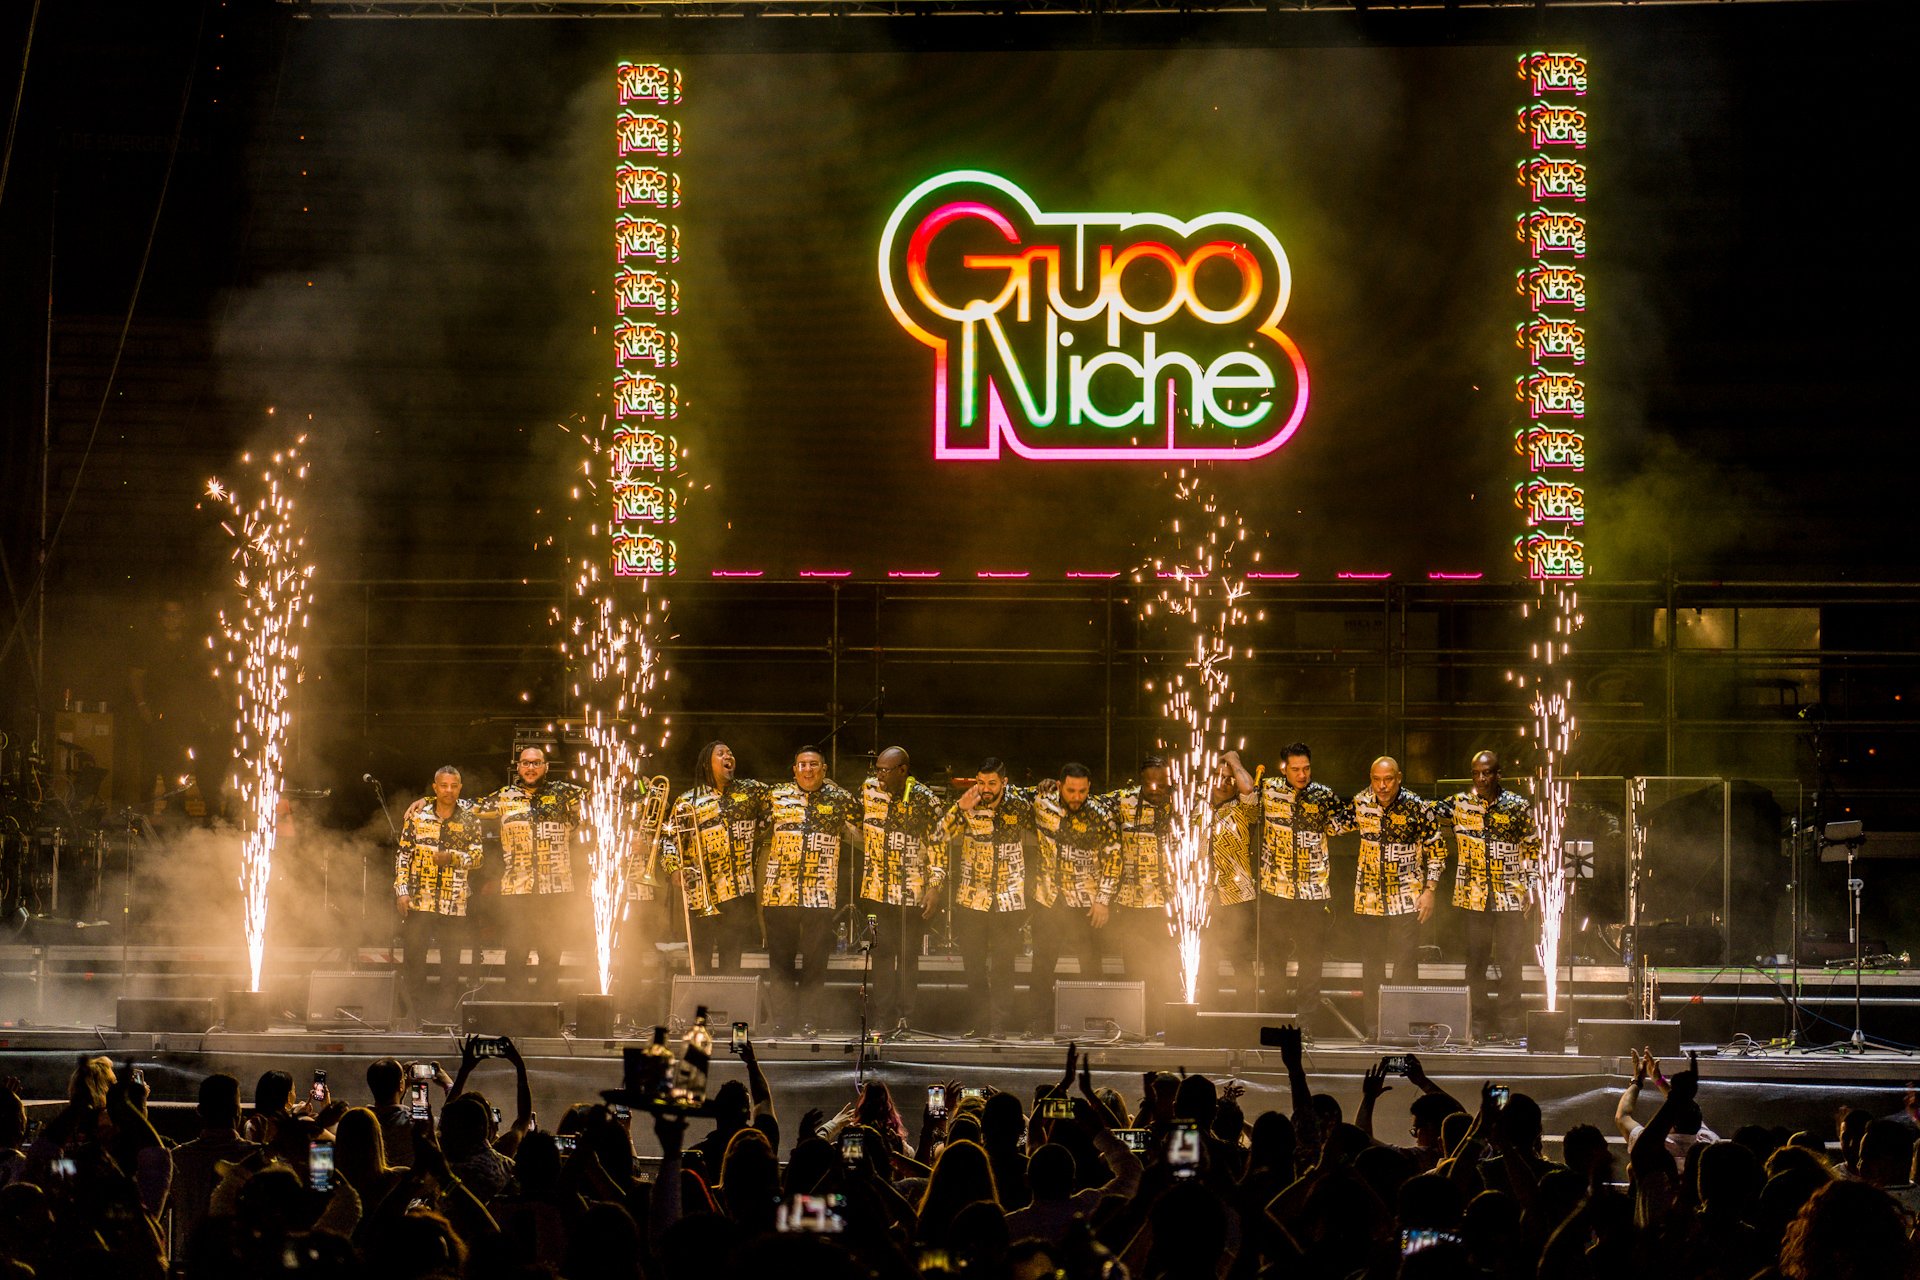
xmin=1378 ymin=985 xmax=1470 ymax=1045
xmin=1578 ymin=1018 xmax=1682 ymax=1059
xmin=306 ymin=971 xmax=397 ymax=1030
xmin=463 ymin=1000 xmax=564 ymax=1038
xmin=116 ymin=996 xmax=217 ymax=1033
xmin=1053 ymin=981 xmax=1146 ymax=1040
xmin=669 ymin=975 xmax=761 ymax=1035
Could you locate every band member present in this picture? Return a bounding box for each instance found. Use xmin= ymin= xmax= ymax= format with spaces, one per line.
xmin=856 ymin=746 xmax=943 ymax=1035
xmin=395 ymin=766 xmax=485 ymax=1027
xmin=930 ymin=758 xmax=1035 ymax=1038
xmin=661 ymin=741 xmax=768 ymax=977
xmin=618 ymin=778 xmax=673 ymax=1028
xmin=1352 ymin=756 xmax=1449 ymax=1037
xmin=1203 ymin=751 xmax=1259 ymax=1011
xmin=1027 ymin=763 xmax=1120 ymax=1036
xmin=470 ymin=745 xmax=586 ymax=999
xmin=1257 ymin=742 xmax=1354 ymax=1026
xmin=761 ymin=746 xmax=860 ymax=1035
xmin=1101 ymin=757 xmax=1177 ymax=1022
xmin=1437 ymin=751 xmax=1542 ymax=1043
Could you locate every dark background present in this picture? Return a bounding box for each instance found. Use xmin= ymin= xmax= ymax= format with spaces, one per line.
xmin=0 ymin=4 xmax=1910 ymax=957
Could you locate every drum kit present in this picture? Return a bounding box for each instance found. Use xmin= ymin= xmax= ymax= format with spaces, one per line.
xmin=0 ymin=728 xmax=126 ymax=935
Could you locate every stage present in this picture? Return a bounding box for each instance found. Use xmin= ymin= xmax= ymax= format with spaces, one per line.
xmin=4 ymin=943 xmax=1916 ymax=1155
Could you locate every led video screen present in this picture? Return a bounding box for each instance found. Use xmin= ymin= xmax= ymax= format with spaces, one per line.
xmin=610 ymin=46 xmax=1590 ymax=582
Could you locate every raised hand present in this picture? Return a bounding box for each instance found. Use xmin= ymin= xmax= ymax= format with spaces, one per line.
xmin=1275 ymin=1023 xmax=1305 ymax=1068
xmin=1362 ymin=1061 xmax=1392 ymax=1101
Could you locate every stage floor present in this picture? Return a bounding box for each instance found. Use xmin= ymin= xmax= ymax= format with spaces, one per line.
xmin=3 ymin=1019 xmax=1914 ymax=1157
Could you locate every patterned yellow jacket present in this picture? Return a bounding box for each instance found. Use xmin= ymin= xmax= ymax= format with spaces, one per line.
xmin=1212 ymin=795 xmax=1259 ymax=907
xmin=1259 ymin=779 xmax=1355 ymax=901
xmin=1436 ymin=788 xmax=1541 ymax=913
xmin=931 ymin=792 xmax=1036 ymax=913
xmin=762 ymin=780 xmax=860 ymax=909
xmin=1098 ymin=788 xmax=1173 ymax=910
xmin=1351 ymin=786 xmax=1448 ymax=917
xmin=661 ymin=779 xmax=770 ymax=916
xmin=856 ymin=777 xmax=943 ymax=906
xmin=395 ymin=799 xmax=486 ymax=916
xmin=1028 ymin=790 xmax=1121 ymax=909
xmin=471 ymin=781 xmax=585 ymax=896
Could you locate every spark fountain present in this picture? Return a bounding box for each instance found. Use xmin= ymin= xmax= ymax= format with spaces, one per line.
xmin=1141 ymin=470 xmax=1250 ymax=1004
xmin=555 ymin=423 xmax=673 ymax=998
xmin=205 ymin=438 xmax=315 ymax=994
xmin=1513 ymin=582 xmax=1582 ymax=1012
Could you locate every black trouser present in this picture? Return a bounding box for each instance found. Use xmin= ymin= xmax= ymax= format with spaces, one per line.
xmin=1203 ymin=900 xmax=1258 ymax=1011
xmin=1027 ymin=901 xmax=1104 ymax=1032
xmin=688 ymin=894 xmax=759 ymax=977
xmin=401 ymin=909 xmax=472 ymax=1022
xmin=1360 ymin=912 xmax=1423 ymax=1031
xmin=1465 ymin=908 xmax=1529 ymax=1035
xmin=616 ymin=898 xmax=670 ymax=1027
xmin=953 ymin=906 xmax=1025 ymax=1034
xmin=763 ymin=904 xmax=838 ymax=1027
xmin=1112 ymin=906 xmax=1176 ymax=1027
xmin=858 ymin=897 xmax=925 ymax=1026
xmin=1257 ymin=895 xmax=1329 ymax=1014
xmin=501 ymin=892 xmax=574 ymax=999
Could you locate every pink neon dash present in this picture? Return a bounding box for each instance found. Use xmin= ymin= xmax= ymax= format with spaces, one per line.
xmin=977 ymin=571 xmax=1030 ymax=579
xmin=798 ymin=570 xmax=854 ymax=579
xmin=1244 ymin=571 xmax=1301 ymax=580
xmin=1428 ymin=571 xmax=1485 ymax=581
xmin=1337 ymin=572 xmax=1394 ymax=581
xmin=1065 ymin=571 xmax=1122 ymax=579
xmin=886 ymin=570 xmax=942 ymax=579
xmin=710 ymin=569 xmax=764 ymax=578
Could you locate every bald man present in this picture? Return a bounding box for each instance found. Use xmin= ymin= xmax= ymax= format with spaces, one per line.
xmin=856 ymin=746 xmax=944 ymax=1034
xmin=1436 ymin=751 xmax=1542 ymax=1043
xmin=1351 ymin=757 xmax=1448 ymax=1038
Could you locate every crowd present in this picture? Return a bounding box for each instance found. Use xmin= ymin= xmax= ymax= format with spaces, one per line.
xmin=2 ymin=1031 xmax=1917 ymax=1280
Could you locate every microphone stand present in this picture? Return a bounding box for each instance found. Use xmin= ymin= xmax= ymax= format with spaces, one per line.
xmin=854 ymin=911 xmax=878 ymax=1089
xmin=366 ymin=775 xmax=400 ymax=971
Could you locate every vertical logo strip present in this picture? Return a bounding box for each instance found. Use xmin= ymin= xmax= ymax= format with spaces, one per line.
xmin=614 ymin=62 xmax=682 ymax=577
xmin=878 ymin=171 xmax=1308 ymax=462
xmin=1513 ymin=51 xmax=1589 ymax=581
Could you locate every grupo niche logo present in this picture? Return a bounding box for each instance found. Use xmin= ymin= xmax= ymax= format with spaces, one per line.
xmin=877 ymin=171 xmax=1309 ymax=462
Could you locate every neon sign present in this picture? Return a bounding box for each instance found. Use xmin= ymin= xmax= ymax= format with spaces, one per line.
xmin=612 ymin=62 xmax=683 ymax=576
xmin=878 ymin=170 xmax=1308 ymax=462
xmin=1512 ymin=52 xmax=1590 ymax=582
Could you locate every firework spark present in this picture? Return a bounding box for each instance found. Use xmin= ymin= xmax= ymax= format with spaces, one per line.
xmin=1140 ymin=469 xmax=1250 ymax=1004
xmin=207 ymin=440 xmax=315 ymax=993
xmin=1512 ymin=582 xmax=1582 ymax=1010
xmin=557 ymin=421 xmax=673 ymax=996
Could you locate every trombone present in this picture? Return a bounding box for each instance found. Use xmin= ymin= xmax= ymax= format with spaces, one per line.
xmin=632 ymin=774 xmax=704 ymax=978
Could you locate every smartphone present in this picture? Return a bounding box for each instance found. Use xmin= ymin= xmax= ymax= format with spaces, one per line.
xmin=1042 ymin=1096 xmax=1073 ymax=1120
xmin=731 ymin=1022 xmax=748 ymax=1055
xmin=1402 ymin=1228 xmax=1462 ymax=1255
xmin=612 ymin=1103 xmax=631 ymax=1121
xmin=310 ymin=1069 xmax=329 ymax=1106
xmin=409 ymin=1081 xmax=431 ymax=1122
xmin=473 ymin=1037 xmax=508 ymax=1059
xmin=490 ymin=1106 xmax=502 ymax=1126
xmin=309 ymin=1141 xmax=334 ymax=1192
xmin=960 ymin=1086 xmax=986 ymax=1102
xmin=1490 ymin=1085 xmax=1511 ymax=1108
xmin=917 ymin=1247 xmax=957 ymax=1274
xmin=410 ymin=1062 xmax=435 ymax=1083
xmin=50 ymin=1156 xmax=78 ymax=1183
xmin=1381 ymin=1055 xmax=1410 ymax=1076
xmin=1166 ymin=1119 xmax=1202 ymax=1178
xmin=130 ymin=1067 xmax=146 ymax=1087
xmin=776 ymin=1193 xmax=846 ymax=1234
xmin=1115 ymin=1128 xmax=1149 ymax=1154
xmin=926 ymin=1084 xmax=947 ymax=1118
xmin=839 ymin=1129 xmax=865 ymax=1165
xmin=556 ymin=1133 xmax=578 ymax=1154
